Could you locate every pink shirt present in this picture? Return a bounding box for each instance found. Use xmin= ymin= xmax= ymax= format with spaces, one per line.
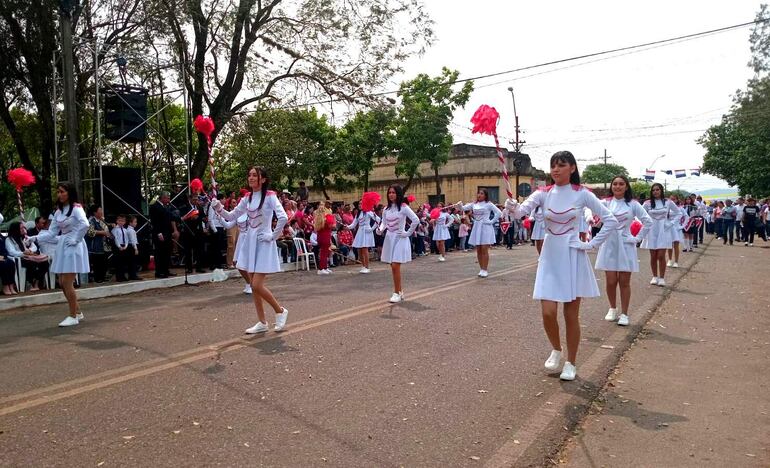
xmin=459 ymin=224 xmax=469 ymax=237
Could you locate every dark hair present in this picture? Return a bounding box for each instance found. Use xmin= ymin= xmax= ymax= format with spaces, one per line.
xmin=247 ymin=166 xmax=270 ymax=210
xmin=549 ymin=151 xmax=581 ymax=186
xmin=127 ymin=215 xmax=136 ymax=223
xmin=611 ymin=175 xmax=633 ymax=203
xmin=8 ymin=221 xmax=24 ymax=250
xmin=649 ymin=183 xmax=666 ymax=208
xmin=216 ymin=193 xmax=225 ymax=201
xmin=386 ymin=184 xmax=405 ymax=210
xmin=477 ymin=189 xmax=489 ymax=202
xmin=56 ymin=182 xmax=78 ymax=216
xmin=35 ymin=215 xmax=47 ymax=224
xmin=88 ymin=204 xmax=101 ymax=217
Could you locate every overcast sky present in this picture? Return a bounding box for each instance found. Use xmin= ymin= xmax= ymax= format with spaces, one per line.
xmin=383 ymin=0 xmax=763 ymax=192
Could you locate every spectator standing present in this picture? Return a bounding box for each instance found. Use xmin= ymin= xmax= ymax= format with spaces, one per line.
xmin=126 ymin=215 xmax=142 ymax=279
xmin=742 ymin=198 xmax=766 ymax=245
xmin=314 ymin=202 xmax=335 ymax=275
xmin=734 ymin=197 xmax=745 ymax=242
xmin=458 ymin=217 xmax=470 ymax=251
xmin=0 ymin=236 xmax=17 ymax=295
xmin=111 ymin=215 xmax=137 ymax=282
xmin=180 ymin=194 xmax=207 ymax=273
xmin=207 ymin=193 xmax=227 ymax=269
xmin=720 ymin=199 xmax=737 ymax=245
xmin=149 ymin=192 xmax=177 ymax=278
xmin=86 ymin=205 xmax=111 ymax=283
xmin=295 ymin=181 xmax=309 ymax=202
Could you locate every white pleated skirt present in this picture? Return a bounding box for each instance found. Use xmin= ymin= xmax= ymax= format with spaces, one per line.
xmin=381 ymin=231 xmax=412 ymax=264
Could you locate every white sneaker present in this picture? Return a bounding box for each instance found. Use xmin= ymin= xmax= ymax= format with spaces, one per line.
xmin=243 ymin=284 xmax=252 ymax=294
xmin=560 ymin=362 xmax=577 ymax=381
xmin=544 ymin=350 xmax=562 ymax=371
xmin=325 ymin=269 xmax=333 ymax=274
xmin=650 ymin=277 xmax=658 ymax=285
xmin=745 ymin=242 xmax=749 ymax=246
xmin=76 ymin=312 xmax=85 ymax=321
xmin=359 ymin=267 xmax=371 ymax=274
xmin=274 ymin=308 xmax=288 ymax=331
xmin=666 ymin=260 xmax=673 ymax=267
xmin=657 ymin=278 xmax=666 ymax=287
xmin=604 ymin=308 xmax=618 ymax=321
xmin=245 ymin=322 xmax=268 ymax=334
xmin=438 ymin=256 xmax=446 ymax=262
xmin=672 ymin=262 xmax=679 ymax=268
xmin=479 ymin=270 xmax=489 ymax=278
xmin=58 ymin=316 xmax=79 ymax=327
xmin=617 ymin=314 xmax=630 ymax=326
xmin=750 ymin=243 xmax=754 ymax=246
xmin=317 ymin=269 xmax=330 ymax=275
xmin=388 ymin=292 xmax=403 ymax=303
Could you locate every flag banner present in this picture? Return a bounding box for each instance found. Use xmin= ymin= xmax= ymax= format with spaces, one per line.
xmin=500 ymin=221 xmax=511 ymax=234
xmin=690 ymin=168 xmax=701 ymax=176
xmin=663 ymin=170 xmax=673 ymax=175
xmin=674 ymin=169 xmax=686 ymax=178
xmin=695 ymin=218 xmax=704 ymax=227
xmin=644 ymin=169 xmax=656 ymax=181
xmin=684 ymin=218 xmax=696 ymax=231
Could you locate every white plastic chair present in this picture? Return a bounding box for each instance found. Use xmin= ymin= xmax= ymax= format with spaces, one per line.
xmin=12 ymin=257 xmax=26 ymax=293
xmin=292 ymin=238 xmax=316 ymax=271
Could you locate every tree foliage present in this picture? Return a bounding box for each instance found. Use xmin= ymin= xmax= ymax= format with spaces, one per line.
xmin=581 ymin=163 xmax=629 ymax=184
xmin=700 ymin=5 xmax=770 ymax=196
xmin=390 ymin=67 xmax=473 ymax=193
xmin=337 ymin=108 xmax=396 ymax=191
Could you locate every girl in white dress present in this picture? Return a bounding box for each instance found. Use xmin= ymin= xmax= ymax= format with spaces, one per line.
xmin=666 ymin=196 xmax=687 ymax=269
xmin=219 ymin=213 xmax=251 ymax=294
xmin=459 ymin=190 xmax=502 ymax=278
xmin=508 ymin=151 xmax=618 ymax=381
xmin=35 ymin=183 xmax=90 ymax=327
xmin=640 ymin=183 xmax=679 ymax=287
xmin=348 ymin=192 xmax=381 ymax=274
xmin=595 ymin=176 xmax=653 ymax=327
xmin=431 ymin=203 xmax=454 ymax=262
xmin=376 ymin=184 xmax=419 ymax=303
xmin=212 ymin=167 xmax=289 ymax=334
xmin=530 ymin=206 xmax=545 ymax=254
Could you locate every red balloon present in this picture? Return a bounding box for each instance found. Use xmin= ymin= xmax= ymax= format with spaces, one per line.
xmin=630 ymin=220 xmax=643 ymax=237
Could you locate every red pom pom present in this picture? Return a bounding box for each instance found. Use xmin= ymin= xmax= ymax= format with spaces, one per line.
xmin=325 ymin=214 xmax=335 ymax=225
xmin=523 ymin=218 xmax=532 ymax=230
xmin=189 ymin=178 xmax=204 ymax=193
xmin=239 ymin=188 xmax=250 ymax=197
xmin=470 ymin=104 xmax=500 ymax=136
xmin=360 ymin=192 xmax=381 ymax=212
xmin=7 ymin=168 xmax=35 ymax=191
xmin=193 ymin=115 xmax=215 ymax=144
xmin=630 ymin=220 xmax=643 ymax=237
xmin=406 ymin=194 xmax=416 ymax=203
xmin=430 ymin=208 xmax=441 ymax=220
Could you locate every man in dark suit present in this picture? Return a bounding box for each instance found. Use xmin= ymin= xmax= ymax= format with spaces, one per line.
xmin=180 ymin=194 xmax=207 ymax=273
xmin=149 ymin=192 xmax=177 ymax=278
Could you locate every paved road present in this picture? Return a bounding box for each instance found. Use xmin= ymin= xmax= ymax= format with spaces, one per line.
xmin=0 ymin=244 xmax=700 ymax=467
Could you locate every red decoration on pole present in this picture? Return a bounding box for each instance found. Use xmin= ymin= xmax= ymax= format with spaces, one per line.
xmin=7 ymin=168 xmax=35 ymax=222
xmin=194 ymin=115 xmax=217 ymax=197
xmin=429 ymin=207 xmax=441 ymax=220
xmin=406 ymin=194 xmax=416 ymax=204
xmin=470 ymin=105 xmax=514 ymax=200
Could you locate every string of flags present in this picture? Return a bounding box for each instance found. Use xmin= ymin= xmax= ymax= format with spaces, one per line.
xmin=644 ymin=168 xmax=700 ymax=180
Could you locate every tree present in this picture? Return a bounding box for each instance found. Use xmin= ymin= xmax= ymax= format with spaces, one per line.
xmin=700 ymin=6 xmax=770 ymax=196
xmin=390 ymin=67 xmax=473 ymax=193
xmin=337 ymin=108 xmax=396 ymax=191
xmin=156 ymin=0 xmax=434 ymax=181
xmin=224 ymin=107 xmax=349 ymax=199
xmin=581 ymin=163 xmax=629 ymax=184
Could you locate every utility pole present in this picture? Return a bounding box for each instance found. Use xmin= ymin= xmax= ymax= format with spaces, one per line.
xmin=59 ymin=0 xmax=81 ymax=195
xmin=603 ymin=148 xmax=609 ymax=190
xmin=507 ymin=87 xmax=526 ymax=199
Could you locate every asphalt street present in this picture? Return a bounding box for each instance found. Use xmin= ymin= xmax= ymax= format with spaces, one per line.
xmin=0 ymin=244 xmax=699 ymax=467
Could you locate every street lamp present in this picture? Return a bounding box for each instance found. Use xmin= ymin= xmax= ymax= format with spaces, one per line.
xmin=646 ymin=154 xmax=665 ymax=184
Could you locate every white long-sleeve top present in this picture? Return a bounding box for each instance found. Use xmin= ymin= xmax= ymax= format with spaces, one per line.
xmin=4 ymin=236 xmax=38 ymax=258
xmin=601 ymin=198 xmax=653 ymax=241
xmin=126 ymin=226 xmax=138 ymax=248
xmin=377 ymin=204 xmax=419 ymax=236
xmin=461 ymin=201 xmax=502 ymax=226
xmin=111 ymin=225 xmax=131 ymax=248
xmin=214 ymin=190 xmax=288 ymax=240
xmin=347 ymin=211 xmax=380 ymax=232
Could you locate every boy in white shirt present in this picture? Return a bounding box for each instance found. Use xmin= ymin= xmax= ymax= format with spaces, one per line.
xmin=126 ymin=215 xmax=142 ymax=280
xmin=111 ymin=215 xmax=139 ymax=282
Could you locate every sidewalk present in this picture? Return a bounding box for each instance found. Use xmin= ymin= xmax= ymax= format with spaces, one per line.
xmin=560 ymin=240 xmax=770 ymax=467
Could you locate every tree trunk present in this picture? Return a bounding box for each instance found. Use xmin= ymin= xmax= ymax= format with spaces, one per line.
xmin=403 ymin=174 xmax=415 ymax=193
xmin=363 ymin=172 xmax=369 ymax=192
xmin=434 ymin=167 xmax=442 ymax=196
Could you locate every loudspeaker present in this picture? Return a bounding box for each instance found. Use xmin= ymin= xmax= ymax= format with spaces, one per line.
xmin=103 ymin=85 xmax=148 ymax=143
xmin=96 ymin=166 xmax=143 ymax=217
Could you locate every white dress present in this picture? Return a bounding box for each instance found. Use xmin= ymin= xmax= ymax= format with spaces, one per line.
xmin=595 ymin=198 xmax=653 ymax=272
xmin=215 ymin=191 xmax=288 ymax=274
xmin=221 ymin=214 xmax=249 ymax=268
xmin=530 ymin=207 xmax=545 ymax=241
xmin=36 ymin=204 xmax=90 ymax=274
xmin=514 ymin=185 xmax=618 ymax=302
xmin=672 ymin=206 xmax=688 ymax=242
xmin=431 ymin=212 xmax=453 ymax=241
xmin=640 ymin=199 xmax=679 ymax=250
xmin=348 ymin=211 xmax=379 ymax=248
xmin=462 ymin=201 xmax=502 ymax=246
xmin=378 ymin=204 xmax=419 ymax=264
